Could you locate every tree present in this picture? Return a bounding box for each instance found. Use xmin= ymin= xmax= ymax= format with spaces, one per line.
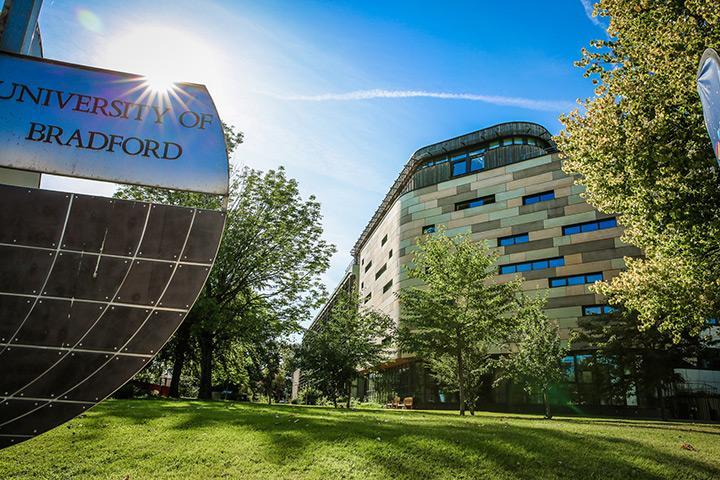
xmin=397 ymin=230 xmax=522 ymax=416
xmin=575 ymin=308 xmax=717 ymax=419
xmin=116 ymin=125 xmax=335 ymax=399
xmin=299 ymin=290 xmax=394 ymax=408
xmin=556 ymin=1 xmax=720 ymax=340
xmin=496 ymin=295 xmax=567 ymax=419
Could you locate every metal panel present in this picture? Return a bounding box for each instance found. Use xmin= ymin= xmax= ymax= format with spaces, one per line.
xmin=0 ymin=51 xmax=229 ymax=195
xmin=0 ymin=183 xmax=224 ymax=448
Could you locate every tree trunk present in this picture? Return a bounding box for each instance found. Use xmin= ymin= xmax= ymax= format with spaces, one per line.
xmin=543 ymin=390 xmax=552 ymax=419
xmin=346 ymin=380 xmax=352 ymax=409
xmin=456 ymin=344 xmax=466 ymax=416
xmin=267 ymin=373 xmax=273 ymax=405
xmin=198 ymin=329 xmax=214 ymax=400
xmin=168 ymin=319 xmax=192 ymax=398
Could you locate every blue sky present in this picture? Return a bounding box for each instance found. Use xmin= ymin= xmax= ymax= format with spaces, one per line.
xmin=34 ymin=0 xmax=606 ymax=324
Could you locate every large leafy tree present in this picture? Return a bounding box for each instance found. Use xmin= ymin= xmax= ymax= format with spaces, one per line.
xmin=496 ymin=295 xmax=567 ymax=419
xmin=557 ymin=1 xmax=720 ymax=340
xmin=299 ymin=290 xmax=394 ymax=408
xmin=116 ymin=125 xmax=335 ymax=399
xmin=397 ymin=230 xmax=521 ymax=416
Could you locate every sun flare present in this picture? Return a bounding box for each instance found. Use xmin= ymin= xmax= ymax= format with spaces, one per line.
xmin=101 ymin=24 xmax=226 ymax=91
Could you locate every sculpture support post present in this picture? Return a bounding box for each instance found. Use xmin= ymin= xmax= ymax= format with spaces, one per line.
xmin=0 ymin=0 xmax=43 ymax=187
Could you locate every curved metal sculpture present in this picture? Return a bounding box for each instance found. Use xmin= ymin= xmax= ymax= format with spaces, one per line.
xmin=0 ymin=185 xmax=225 ymax=448
xmin=0 ymin=44 xmax=229 ymax=446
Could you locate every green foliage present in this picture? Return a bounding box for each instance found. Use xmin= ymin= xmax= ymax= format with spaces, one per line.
xmin=496 ymin=295 xmax=567 ymax=419
xmin=397 ymin=230 xmax=522 ymax=415
xmin=299 ymin=290 xmax=395 ymax=407
xmin=557 ymin=0 xmax=720 ymax=340
xmin=116 ymin=124 xmax=335 ymax=399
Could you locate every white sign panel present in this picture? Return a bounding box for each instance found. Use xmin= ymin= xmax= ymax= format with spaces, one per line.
xmin=0 ymin=51 xmax=229 ymax=195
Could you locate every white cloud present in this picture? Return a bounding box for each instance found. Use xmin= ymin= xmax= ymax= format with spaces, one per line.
xmin=276 ymin=89 xmax=574 ymax=112
xmin=580 ymin=0 xmax=608 ymax=30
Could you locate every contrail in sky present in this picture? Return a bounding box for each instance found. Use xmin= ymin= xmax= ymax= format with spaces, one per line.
xmin=277 ymin=89 xmax=575 ymax=112
xmin=580 ymin=0 xmax=608 ymax=30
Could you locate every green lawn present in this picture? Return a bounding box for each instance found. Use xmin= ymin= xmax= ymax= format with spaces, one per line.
xmin=1 ymin=399 xmax=719 ymax=479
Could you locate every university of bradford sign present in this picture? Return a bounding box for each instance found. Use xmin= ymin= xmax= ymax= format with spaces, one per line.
xmin=0 ymin=51 xmax=229 ymax=194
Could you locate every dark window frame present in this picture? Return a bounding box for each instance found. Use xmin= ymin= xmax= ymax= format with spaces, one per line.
xmin=381 ymin=234 xmax=388 ymax=246
xmin=422 ymin=224 xmax=436 ymax=234
xmin=582 ymin=304 xmax=615 ymax=316
xmin=455 ymin=194 xmax=495 ymax=212
xmin=499 ymin=256 xmax=564 ymax=275
xmin=522 ymin=190 xmax=555 ymax=205
xmin=549 ymin=272 xmax=604 ymax=288
xmin=364 ymin=260 xmax=373 ymax=273
xmin=375 ymin=263 xmax=387 ymax=280
xmin=382 ymin=279 xmax=393 ymax=294
xmin=498 ymin=232 xmax=529 ymax=247
xmin=563 ymin=217 xmax=618 ymax=236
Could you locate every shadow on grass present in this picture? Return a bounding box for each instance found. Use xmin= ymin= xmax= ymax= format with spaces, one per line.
xmin=84 ymin=400 xmax=720 ymax=480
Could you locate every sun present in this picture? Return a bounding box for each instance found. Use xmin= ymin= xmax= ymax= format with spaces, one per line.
xmin=101 ymin=24 xmax=226 ymax=91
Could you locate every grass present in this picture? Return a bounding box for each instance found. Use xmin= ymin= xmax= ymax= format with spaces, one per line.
xmin=1 ymin=399 xmax=719 ymax=479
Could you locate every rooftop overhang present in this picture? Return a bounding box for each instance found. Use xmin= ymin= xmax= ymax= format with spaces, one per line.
xmin=351 ymin=121 xmax=555 ymax=256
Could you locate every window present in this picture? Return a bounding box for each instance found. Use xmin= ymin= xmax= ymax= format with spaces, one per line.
xmin=469 ymin=156 xmax=485 ymax=172
xmin=364 ymin=293 xmax=372 ymax=303
xmin=455 ymin=195 xmax=495 ymax=211
xmin=549 ymin=272 xmax=603 ymax=288
xmin=498 ymin=233 xmax=529 ymax=247
xmin=563 ymin=217 xmax=617 ymax=235
xmin=388 ymin=249 xmax=393 ymax=259
xmin=523 ymin=190 xmax=555 ymax=205
xmin=382 ymin=279 xmax=393 ymax=294
xmin=452 ymin=160 xmax=467 ymax=176
xmin=381 ymin=234 xmax=388 ymax=246
xmin=422 ymin=224 xmax=436 ymax=234
xmin=499 ymin=256 xmax=564 ymax=275
xmin=364 ymin=260 xmax=372 ymax=273
xmin=361 ymin=258 xmax=364 ymax=265
xmin=582 ymin=305 xmax=615 ymax=316
xmin=451 ymin=155 xmax=485 ymax=177
xmin=562 ymin=356 xmax=575 ymax=381
xmin=375 ymin=263 xmax=387 ymax=280
xmin=489 ymin=140 xmax=500 ymax=149
xmin=361 ymin=282 xmax=364 ymax=289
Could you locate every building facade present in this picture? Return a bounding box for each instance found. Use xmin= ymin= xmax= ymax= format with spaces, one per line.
xmin=302 ymin=121 xmax=718 ymax=416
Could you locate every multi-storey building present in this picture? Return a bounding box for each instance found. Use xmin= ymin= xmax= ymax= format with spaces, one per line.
xmin=302 ymin=121 xmax=717 ymax=415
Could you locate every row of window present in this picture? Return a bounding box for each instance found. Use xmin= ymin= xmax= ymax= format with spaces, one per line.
xmin=549 ymin=272 xmax=603 ymax=288
xmin=499 ymin=256 xmax=564 ymax=275
xmin=582 ymin=305 xmax=615 ymax=316
xmin=563 ymin=217 xmax=617 ymax=235
xmin=420 ymin=136 xmax=545 ymax=172
xmin=455 ymin=194 xmax=495 ymax=211
xmin=498 ymin=233 xmax=529 ymax=246
xmin=360 ymin=241 xmax=395 ymax=296
xmin=523 ymin=190 xmax=555 ymax=205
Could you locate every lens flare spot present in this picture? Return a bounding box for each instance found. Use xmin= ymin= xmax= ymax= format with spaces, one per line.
xmin=77 ymin=9 xmax=103 ymax=33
